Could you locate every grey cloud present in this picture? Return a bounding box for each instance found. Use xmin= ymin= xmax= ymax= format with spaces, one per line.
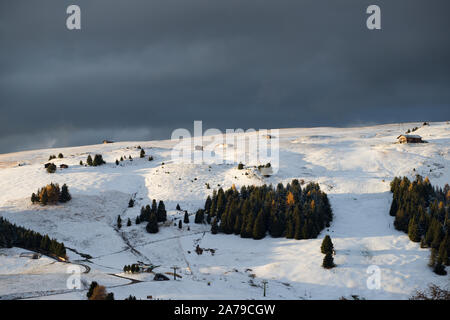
xmin=0 ymin=0 xmax=449 ymax=153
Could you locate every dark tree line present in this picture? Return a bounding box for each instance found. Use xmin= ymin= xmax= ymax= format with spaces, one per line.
xmin=138 ymin=199 xmax=167 ymax=234
xmin=195 ymin=179 xmax=333 ymax=241
xmin=389 ymin=176 xmax=449 ymax=275
xmin=0 ymin=217 xmax=66 ymax=258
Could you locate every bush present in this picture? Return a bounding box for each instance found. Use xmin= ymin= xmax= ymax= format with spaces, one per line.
xmin=128 ymin=199 xmax=135 ymax=208
xmin=410 ymin=284 xmax=450 ymax=300
xmin=58 ymin=153 xmax=64 ymax=159
xmin=46 ymin=163 xmax=57 ymax=173
xmin=89 ymin=285 xmax=111 ymax=300
xmin=238 ymin=163 xmax=244 ymax=170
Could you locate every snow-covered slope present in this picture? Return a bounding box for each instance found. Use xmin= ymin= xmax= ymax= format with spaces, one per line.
xmin=0 ymin=121 xmax=449 ymax=299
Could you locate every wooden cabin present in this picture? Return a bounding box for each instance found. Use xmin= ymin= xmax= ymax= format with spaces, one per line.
xmin=397 ymin=134 xmax=423 ymax=144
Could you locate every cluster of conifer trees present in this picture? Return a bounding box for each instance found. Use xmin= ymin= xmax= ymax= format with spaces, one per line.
xmin=389 ymin=175 xmax=449 ymax=275
xmin=195 ymin=179 xmax=332 ymax=240
xmin=31 ymin=183 xmax=71 ymax=205
xmin=321 ymin=235 xmax=335 ymax=269
xmin=136 ymin=200 xmax=167 ymax=234
xmin=123 ymin=264 xmax=141 ymax=273
xmin=86 ymin=154 xmax=105 ymax=166
xmin=0 ymin=217 xmax=66 ymax=258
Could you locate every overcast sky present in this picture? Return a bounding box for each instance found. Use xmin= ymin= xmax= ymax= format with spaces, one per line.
xmin=0 ymin=0 xmax=449 ymax=153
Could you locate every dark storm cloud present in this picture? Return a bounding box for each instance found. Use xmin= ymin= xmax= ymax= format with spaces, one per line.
xmin=0 ymin=0 xmax=449 ymax=153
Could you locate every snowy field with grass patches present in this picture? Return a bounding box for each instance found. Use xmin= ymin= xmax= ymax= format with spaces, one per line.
xmin=0 ymin=121 xmax=449 ymax=300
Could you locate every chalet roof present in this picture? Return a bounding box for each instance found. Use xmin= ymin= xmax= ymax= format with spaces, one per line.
xmin=397 ymin=134 xmax=422 ymax=139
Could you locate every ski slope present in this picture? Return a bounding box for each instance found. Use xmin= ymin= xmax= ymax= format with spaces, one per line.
xmin=0 ymin=121 xmax=449 ymax=299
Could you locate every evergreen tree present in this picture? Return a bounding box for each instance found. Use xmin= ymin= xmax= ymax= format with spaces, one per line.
xmin=59 ymin=184 xmax=71 ymax=203
xmin=322 ymin=252 xmax=335 ymax=269
xmin=178 ymin=220 xmax=182 ymax=229
xmin=211 ymin=218 xmax=218 ymax=234
xmin=195 ymin=210 xmax=205 ymax=224
xmin=321 ymin=235 xmax=334 ymax=254
xmin=157 ymin=201 xmax=167 ymax=222
xmin=252 ymin=210 xmax=266 ymax=240
xmin=40 ymin=189 xmax=48 ymax=205
xmin=184 ymin=211 xmax=190 ymax=224
xmin=86 ymin=281 xmax=98 ymax=299
xmin=146 ymin=212 xmax=159 ymax=233
xmin=86 ymin=155 xmax=93 ymax=166
xmin=127 ymin=218 xmax=131 ymax=227
xmin=408 ymin=215 xmax=421 ymax=242
xmin=176 ymin=204 xmax=181 ymax=211
xmin=128 ymin=198 xmax=134 ymax=208
xmin=140 ymin=149 xmax=145 ymax=158
xmin=93 ymin=154 xmax=105 ymax=166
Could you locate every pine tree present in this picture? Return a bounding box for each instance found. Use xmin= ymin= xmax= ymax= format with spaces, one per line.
xmin=140 ymin=149 xmax=145 ymax=158
xmin=93 ymin=154 xmax=105 ymax=166
xmin=437 ymin=234 xmax=449 ymax=266
xmin=176 ymin=204 xmax=181 ymax=211
xmin=322 ymin=252 xmax=335 ymax=269
xmin=59 ymin=184 xmax=71 ymax=203
xmin=86 ymin=155 xmax=93 ymax=166
xmin=178 ymin=220 xmax=182 ymax=229
xmin=128 ymin=198 xmax=134 ymax=208
xmin=86 ymin=281 xmax=98 ymax=299
xmin=157 ymin=201 xmax=167 ymax=222
xmin=433 ymin=261 xmax=447 ymax=276
xmin=127 ymin=218 xmax=131 ymax=227
xmin=135 ymin=216 xmax=141 ymax=224
xmin=408 ymin=215 xmax=421 ymax=242
xmin=146 ymin=212 xmax=159 ymax=233
xmin=321 ymin=235 xmax=334 ymax=254
xmin=211 ymin=218 xmax=218 ymax=234
xmin=117 ymin=215 xmax=122 ymax=229
xmin=184 ymin=211 xmax=190 ymax=224
xmin=252 ymin=210 xmax=266 ymax=240
xmin=40 ymin=189 xmax=48 ymax=205
xmin=233 ymin=214 xmax=242 ymax=235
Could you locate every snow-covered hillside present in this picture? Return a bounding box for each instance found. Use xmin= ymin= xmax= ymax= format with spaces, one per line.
xmin=0 ymin=122 xmax=449 ymax=300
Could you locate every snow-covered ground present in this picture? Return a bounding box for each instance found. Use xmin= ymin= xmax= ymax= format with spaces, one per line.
xmin=0 ymin=121 xmax=449 ymax=300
